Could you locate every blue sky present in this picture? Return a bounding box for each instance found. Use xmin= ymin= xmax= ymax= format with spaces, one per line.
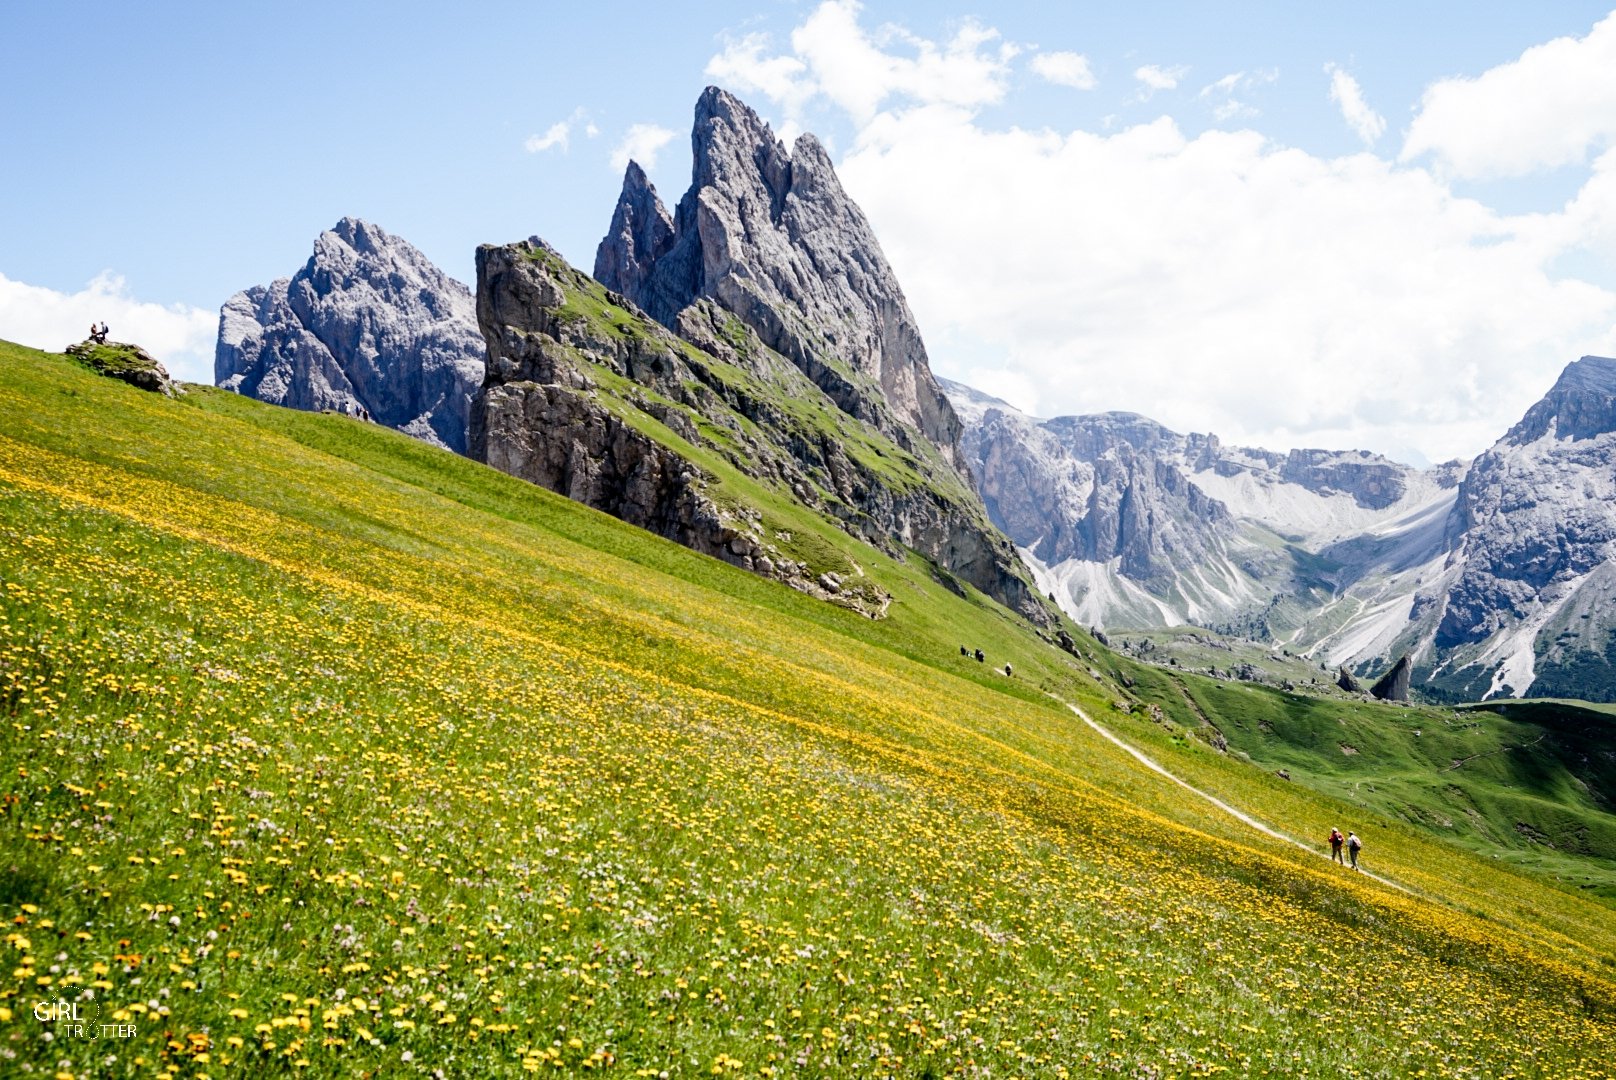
xmin=4 ymin=1 xmax=1616 ymax=462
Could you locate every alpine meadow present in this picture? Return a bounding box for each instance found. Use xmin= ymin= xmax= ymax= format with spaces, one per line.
xmin=2 ymin=339 xmax=1614 ymax=1078
xmin=6 ymin=4 xmax=1616 ymax=1078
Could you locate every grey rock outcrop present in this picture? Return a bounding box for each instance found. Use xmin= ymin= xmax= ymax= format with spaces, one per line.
xmin=1369 ymin=655 xmax=1412 ymax=701
xmin=67 ymin=340 xmax=180 ymax=397
xmin=216 ymin=217 xmax=484 ymax=452
xmin=1336 ymin=666 xmax=1363 ymax=694
xmin=475 ymin=239 xmax=1045 ymax=621
xmin=595 ymin=86 xmax=966 ymax=473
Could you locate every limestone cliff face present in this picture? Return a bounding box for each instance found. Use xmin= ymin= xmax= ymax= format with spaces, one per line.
xmin=216 ymin=218 xmax=484 ymax=452
xmin=946 ymin=356 xmax=1616 ymax=701
xmin=595 ymin=86 xmax=965 ymax=474
xmin=1422 ymin=356 xmax=1616 ymax=698
xmin=474 ymin=239 xmax=1047 ymax=622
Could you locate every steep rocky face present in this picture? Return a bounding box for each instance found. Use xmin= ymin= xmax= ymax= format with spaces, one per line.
xmin=1421 ymin=356 xmax=1616 ymax=698
xmin=474 ymin=240 xmax=1047 ymax=622
xmin=1039 ymin=414 xmax=1232 ymax=581
xmin=595 ymin=87 xmax=965 ymax=473
xmin=1278 ymin=449 xmax=1408 ymax=510
xmin=947 ymin=354 xmax=1616 ymax=701
xmin=216 ymin=217 xmax=484 ymax=452
xmin=944 ymin=380 xmax=1457 ymax=649
xmin=1369 ymin=655 xmax=1412 ymax=701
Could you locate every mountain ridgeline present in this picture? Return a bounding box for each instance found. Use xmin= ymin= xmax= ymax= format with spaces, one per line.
xmin=472 ymin=88 xmax=1045 ymax=621
xmin=208 ymin=87 xmax=1616 ymax=700
xmin=947 ymin=356 xmax=1616 ymax=702
xmin=214 ymin=89 xmax=1046 ymax=623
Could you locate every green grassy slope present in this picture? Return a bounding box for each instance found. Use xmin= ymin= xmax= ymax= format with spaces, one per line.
xmin=2 ymin=340 xmax=1615 ymax=1078
xmin=1113 ymin=658 xmax=1616 ymax=901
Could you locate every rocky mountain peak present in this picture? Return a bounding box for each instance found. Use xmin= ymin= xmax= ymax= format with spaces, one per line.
xmin=594 ymin=163 xmax=676 ymax=307
xmin=595 ymin=86 xmax=967 ymax=473
xmin=216 ymin=218 xmax=483 ymax=452
xmin=1507 ymin=354 xmax=1616 ymax=444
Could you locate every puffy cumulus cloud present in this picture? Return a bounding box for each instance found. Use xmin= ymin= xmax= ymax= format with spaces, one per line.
xmin=0 ymin=271 xmax=217 ymax=384
xmin=1402 ymin=10 xmax=1616 ymax=178
xmin=525 ymin=107 xmax=594 ymax=154
xmin=610 ymin=123 xmax=676 ymax=172
xmin=706 ymin=31 xmax=816 ymax=120
xmin=1030 ymin=50 xmax=1095 ymax=90
xmin=705 ymin=0 xmax=1016 ymax=130
xmin=838 ymin=109 xmax=1615 ymax=461
xmin=710 ymin=4 xmax=1616 ymax=463
xmin=1326 ymin=64 xmax=1385 ymax=146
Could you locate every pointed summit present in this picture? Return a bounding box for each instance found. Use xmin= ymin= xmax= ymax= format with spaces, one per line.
xmin=216 ymin=218 xmax=484 ymax=452
xmin=595 ymin=86 xmax=966 ymax=471
xmin=594 ymin=162 xmax=675 ymax=306
xmin=1506 ymin=355 xmax=1616 ymax=443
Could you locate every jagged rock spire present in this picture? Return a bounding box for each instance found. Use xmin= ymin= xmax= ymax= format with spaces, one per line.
xmin=595 ymin=86 xmax=966 ymax=472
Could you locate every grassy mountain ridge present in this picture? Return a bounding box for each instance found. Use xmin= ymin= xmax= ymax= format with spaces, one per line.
xmin=475 ymin=241 xmax=1048 ymax=622
xmin=2 ymin=340 xmax=1615 ymax=1077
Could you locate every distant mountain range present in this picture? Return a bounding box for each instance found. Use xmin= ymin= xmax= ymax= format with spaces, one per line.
xmin=944 ymin=357 xmax=1616 ymax=701
xmin=211 ymin=88 xmax=1616 ymax=703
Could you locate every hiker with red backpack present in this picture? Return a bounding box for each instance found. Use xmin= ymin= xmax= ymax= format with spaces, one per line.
xmin=1328 ymin=827 xmax=1345 ymax=864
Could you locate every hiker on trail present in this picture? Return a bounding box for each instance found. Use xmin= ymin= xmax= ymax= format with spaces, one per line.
xmin=974 ymin=649 xmax=984 ymax=663
xmin=960 ymin=645 xmax=968 ymax=657
xmin=1004 ymin=663 xmax=1013 ymax=677
xmin=1329 ymin=827 xmax=1345 ymax=864
xmin=1347 ymin=831 xmax=1362 ymax=870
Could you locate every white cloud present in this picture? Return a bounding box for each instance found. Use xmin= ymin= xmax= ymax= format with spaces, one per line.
xmin=707 ymin=31 xmax=816 ymax=118
xmin=1326 ymin=64 xmax=1385 ymax=146
xmin=525 ymin=122 xmax=571 ymax=154
xmin=525 ymin=107 xmax=591 ymax=154
xmin=839 ymin=108 xmax=1615 ymax=461
xmin=610 ymin=123 xmax=677 ymax=173
xmin=1402 ymin=11 xmax=1616 ymax=178
xmin=705 ymin=3 xmax=1616 ymax=463
xmin=1198 ymin=69 xmax=1276 ymax=122
xmin=705 ymin=0 xmax=1016 ymax=131
xmin=0 ymin=270 xmax=217 ymax=383
xmin=1134 ymin=64 xmax=1187 ymax=96
xmin=1030 ymin=50 xmax=1095 ymax=90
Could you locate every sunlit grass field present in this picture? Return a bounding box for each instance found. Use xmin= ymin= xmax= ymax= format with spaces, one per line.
xmin=2 ymin=340 xmax=1614 ymax=1078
